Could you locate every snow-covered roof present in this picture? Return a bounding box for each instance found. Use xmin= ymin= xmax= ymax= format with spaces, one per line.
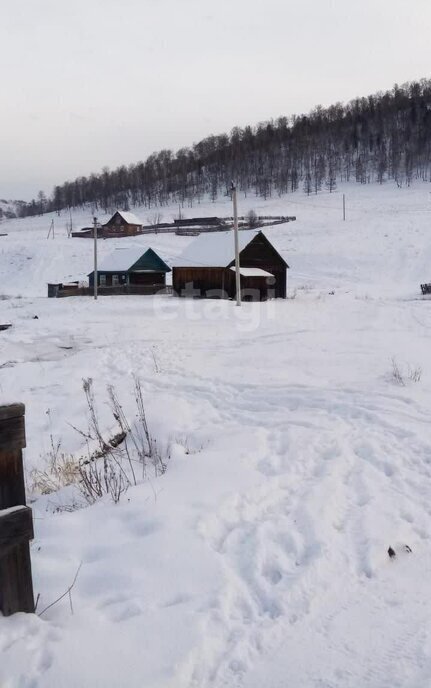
xmin=93 ymin=248 xmax=147 ymax=272
xmin=174 ymin=230 xmax=260 ymax=268
xmin=229 ymin=267 xmax=274 ymax=277
xmin=89 ymin=246 xmax=170 ymax=274
xmin=112 ymin=210 xmax=142 ymax=225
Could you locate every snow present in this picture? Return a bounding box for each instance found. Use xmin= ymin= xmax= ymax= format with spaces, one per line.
xmin=112 ymin=210 xmax=143 ymax=226
xmin=0 ymin=199 xmax=19 ymax=219
xmin=93 ymin=247 xmax=156 ymax=273
xmin=229 ymin=266 xmax=274 ymax=277
xmin=1 ymin=183 xmax=431 ymax=686
xmin=174 ymin=229 xmax=259 ymax=267
xmin=0 ymin=505 xmax=28 ymax=517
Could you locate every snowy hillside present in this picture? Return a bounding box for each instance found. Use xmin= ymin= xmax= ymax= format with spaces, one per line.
xmin=1 ymin=183 xmax=431 ymax=687
xmin=0 ymin=199 xmax=21 ymax=220
xmin=1 ymin=183 xmax=431 ymax=296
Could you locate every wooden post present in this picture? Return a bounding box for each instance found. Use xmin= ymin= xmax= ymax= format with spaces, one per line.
xmin=343 ymin=193 xmax=346 ymax=221
xmin=0 ymin=403 xmax=35 ymax=616
xmin=93 ymin=217 xmax=98 ymax=301
xmin=47 ymin=220 xmax=55 ymax=239
xmin=231 ymin=182 xmax=241 ymax=307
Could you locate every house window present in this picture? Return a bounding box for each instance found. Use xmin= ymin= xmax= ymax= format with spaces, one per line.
xmin=99 ymin=274 xmax=107 ymax=286
xmin=112 ymin=274 xmax=120 ymax=286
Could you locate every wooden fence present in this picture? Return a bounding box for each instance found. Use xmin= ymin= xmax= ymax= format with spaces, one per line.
xmin=72 ymin=216 xmax=297 ymax=239
xmin=0 ymin=403 xmax=35 ymax=616
xmin=52 ymin=284 xmax=173 ymax=298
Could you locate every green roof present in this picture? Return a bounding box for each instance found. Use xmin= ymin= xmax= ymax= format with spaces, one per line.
xmin=129 ymin=248 xmax=171 ymax=273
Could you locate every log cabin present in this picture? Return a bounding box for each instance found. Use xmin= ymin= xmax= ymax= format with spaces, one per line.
xmin=103 ymin=210 xmax=143 ymax=236
xmin=172 ymin=230 xmax=288 ymax=300
xmin=73 ymin=210 xmax=144 ymax=238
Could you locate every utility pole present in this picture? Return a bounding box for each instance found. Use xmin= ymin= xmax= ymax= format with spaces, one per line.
xmin=93 ymin=216 xmax=98 ymax=300
xmin=231 ymin=182 xmax=241 ymax=307
xmin=68 ymin=208 xmax=73 ymax=237
xmin=343 ymin=193 xmax=346 ymax=221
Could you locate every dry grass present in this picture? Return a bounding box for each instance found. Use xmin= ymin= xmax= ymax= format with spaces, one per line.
xmin=31 ymin=373 xmax=169 ymax=505
xmin=390 ymin=358 xmax=422 ymax=386
xmin=30 ymin=436 xmax=79 ymax=494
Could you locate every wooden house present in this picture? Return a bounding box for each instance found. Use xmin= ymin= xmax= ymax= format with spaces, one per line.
xmin=88 ymin=247 xmax=170 ymax=287
xmin=172 ymin=230 xmax=288 ymax=300
xmin=73 ymin=210 xmax=144 ymax=239
xmin=103 ymin=210 xmax=143 ymax=236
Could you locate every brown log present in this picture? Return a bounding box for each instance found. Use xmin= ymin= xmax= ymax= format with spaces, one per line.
xmin=0 ymin=448 xmax=26 ymax=509
xmin=0 ymin=403 xmax=25 ymax=422
xmin=0 ymin=507 xmax=34 ymax=555
xmin=0 ymin=415 xmax=26 ymax=450
xmin=0 ymin=543 xmax=35 ymax=615
xmin=0 ymin=403 xmax=34 ymax=616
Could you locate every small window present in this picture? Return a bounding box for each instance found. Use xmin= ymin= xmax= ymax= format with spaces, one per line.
xmin=112 ymin=274 xmax=120 ymax=286
xmin=99 ymin=274 xmax=107 ymax=286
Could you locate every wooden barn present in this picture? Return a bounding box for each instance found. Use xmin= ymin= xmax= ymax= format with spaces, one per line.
xmin=88 ymin=247 xmax=170 ymax=287
xmin=172 ymin=230 xmax=288 ymax=300
xmin=103 ymin=210 xmax=143 ymax=236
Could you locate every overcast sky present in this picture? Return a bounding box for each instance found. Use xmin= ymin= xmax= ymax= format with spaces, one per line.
xmin=1 ymin=0 xmax=430 ymax=200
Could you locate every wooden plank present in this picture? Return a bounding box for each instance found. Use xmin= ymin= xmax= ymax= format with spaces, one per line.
xmin=0 ymin=415 xmax=26 ymax=450
xmin=0 ymin=542 xmax=35 ymax=615
xmin=0 ymin=403 xmax=25 ymax=422
xmin=0 ymin=507 xmax=33 ymax=555
xmin=0 ymin=403 xmax=34 ymax=615
xmin=0 ymin=448 xmax=26 ymax=509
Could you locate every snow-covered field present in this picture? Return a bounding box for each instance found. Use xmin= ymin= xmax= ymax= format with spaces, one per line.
xmin=1 ymin=184 xmax=431 ymax=687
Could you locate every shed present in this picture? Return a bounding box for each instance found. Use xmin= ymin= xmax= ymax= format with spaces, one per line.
xmin=172 ymin=230 xmax=288 ymax=300
xmin=47 ymin=282 xmax=79 ymax=297
xmin=88 ymin=247 xmax=171 ymax=287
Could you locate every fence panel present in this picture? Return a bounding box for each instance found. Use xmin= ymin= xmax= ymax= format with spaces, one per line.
xmin=0 ymin=403 xmax=35 ymax=616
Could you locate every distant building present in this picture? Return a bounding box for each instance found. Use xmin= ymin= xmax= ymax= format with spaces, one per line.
xmin=172 ymin=230 xmax=288 ymax=300
xmin=103 ymin=210 xmax=143 ymax=236
xmin=72 ymin=210 xmax=143 ymax=238
xmin=88 ymin=247 xmax=171 ymax=288
xmin=173 ymin=217 xmax=223 ymax=227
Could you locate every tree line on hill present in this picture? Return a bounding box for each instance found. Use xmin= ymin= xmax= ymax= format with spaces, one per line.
xmin=17 ymin=78 xmax=431 ymax=218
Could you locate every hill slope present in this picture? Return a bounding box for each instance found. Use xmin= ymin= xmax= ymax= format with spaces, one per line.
xmin=17 ymin=78 xmax=431 ymax=218
xmin=0 ymin=184 xmax=431 ymax=687
xmin=1 ymin=182 xmax=430 ymax=296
